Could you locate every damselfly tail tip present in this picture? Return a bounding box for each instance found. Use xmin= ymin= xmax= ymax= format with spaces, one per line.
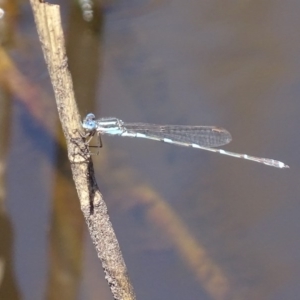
xmin=276 ymin=161 xmax=290 ymax=169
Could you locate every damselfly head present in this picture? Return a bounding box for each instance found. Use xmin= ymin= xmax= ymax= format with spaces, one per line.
xmin=82 ymin=113 xmax=97 ymax=132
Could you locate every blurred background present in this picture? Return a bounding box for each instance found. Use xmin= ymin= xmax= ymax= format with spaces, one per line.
xmin=0 ymin=0 xmax=299 ymax=299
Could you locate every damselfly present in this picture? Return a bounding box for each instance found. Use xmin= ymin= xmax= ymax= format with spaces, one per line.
xmin=82 ymin=113 xmax=289 ymax=169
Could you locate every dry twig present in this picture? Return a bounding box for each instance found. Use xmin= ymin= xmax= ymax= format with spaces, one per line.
xmin=29 ymin=1 xmax=136 ymax=299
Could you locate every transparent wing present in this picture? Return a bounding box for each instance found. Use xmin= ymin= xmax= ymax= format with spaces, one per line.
xmin=122 ymin=123 xmax=232 ymax=147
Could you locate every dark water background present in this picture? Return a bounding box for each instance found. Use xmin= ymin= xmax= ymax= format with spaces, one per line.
xmin=1 ymin=1 xmax=299 ymax=299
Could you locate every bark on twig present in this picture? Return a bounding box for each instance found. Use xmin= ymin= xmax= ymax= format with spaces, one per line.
xmin=29 ymin=1 xmax=136 ymax=299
